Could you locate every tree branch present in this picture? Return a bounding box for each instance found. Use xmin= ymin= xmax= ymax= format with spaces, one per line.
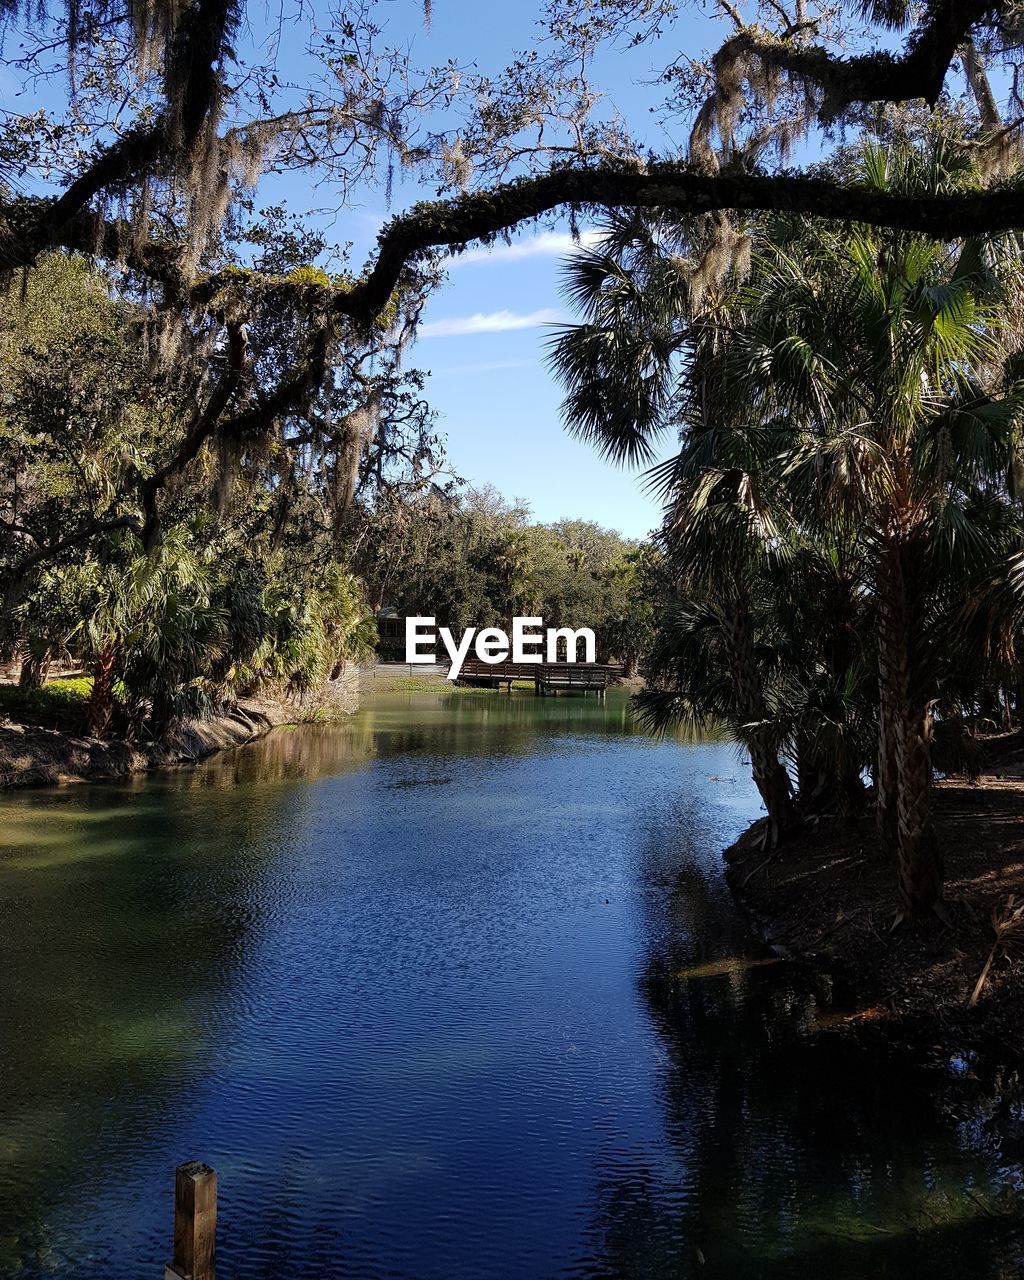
xmin=334 ymin=163 xmax=1024 ymax=326
xmin=140 ymin=319 xmax=250 ymax=545
xmin=16 ymin=159 xmax=1024 ymax=337
xmin=720 ymin=0 xmax=997 ymax=118
xmin=1 ymin=515 xmax=145 ymax=616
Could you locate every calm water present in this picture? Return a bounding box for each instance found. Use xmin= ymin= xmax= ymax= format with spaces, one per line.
xmin=0 ymin=690 xmax=1021 ymax=1278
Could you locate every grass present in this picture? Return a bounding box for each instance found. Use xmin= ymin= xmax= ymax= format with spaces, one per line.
xmin=362 ymin=675 xmax=536 ymax=694
xmin=0 ymin=672 xmax=539 ymax=728
xmin=0 ymin=678 xmax=91 ymax=731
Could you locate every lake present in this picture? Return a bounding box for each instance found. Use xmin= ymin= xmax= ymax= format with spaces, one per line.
xmin=0 ymin=689 xmax=1020 ymax=1277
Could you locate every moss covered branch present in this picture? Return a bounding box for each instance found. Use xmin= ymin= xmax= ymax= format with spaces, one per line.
xmin=334 ymin=163 xmax=1024 ymax=326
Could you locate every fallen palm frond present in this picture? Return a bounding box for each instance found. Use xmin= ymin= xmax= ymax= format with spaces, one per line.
xmin=969 ymin=896 xmax=1024 ymax=1007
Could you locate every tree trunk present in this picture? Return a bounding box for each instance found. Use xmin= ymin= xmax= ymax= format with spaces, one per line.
xmin=874 ymin=542 xmax=903 ymax=853
xmin=875 ymin=535 xmax=942 ymax=914
xmin=895 ymin=699 xmax=941 ymax=913
xmin=18 ymin=652 xmax=50 ymax=689
xmin=719 ymin=589 xmax=796 ymax=843
xmin=87 ymin=647 xmax=118 ymax=739
xmin=795 ymin=732 xmax=829 ymax=815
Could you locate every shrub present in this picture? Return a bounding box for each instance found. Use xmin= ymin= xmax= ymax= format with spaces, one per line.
xmin=0 ymin=678 xmax=91 ymax=731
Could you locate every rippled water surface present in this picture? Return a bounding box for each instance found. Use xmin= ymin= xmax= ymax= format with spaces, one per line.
xmin=0 ymin=690 xmax=1022 ymax=1278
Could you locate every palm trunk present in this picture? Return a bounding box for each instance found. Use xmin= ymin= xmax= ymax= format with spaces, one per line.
xmin=18 ymin=652 xmax=50 ymax=689
xmin=87 ymin=647 xmax=118 ymax=739
xmin=875 ymin=542 xmax=903 ymax=852
xmin=795 ymin=731 xmax=828 ymax=815
xmin=875 ymin=534 xmax=942 ymax=914
xmin=895 ymin=698 xmax=941 ymax=912
xmin=719 ymin=588 xmax=796 ymax=843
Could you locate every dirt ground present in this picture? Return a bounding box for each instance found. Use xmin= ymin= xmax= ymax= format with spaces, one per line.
xmin=725 ymin=756 xmax=1024 ymax=1060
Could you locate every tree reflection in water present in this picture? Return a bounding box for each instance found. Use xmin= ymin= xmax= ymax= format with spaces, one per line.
xmin=0 ymin=690 xmax=1020 ymax=1279
xmin=584 ymin=798 xmax=1024 ymax=1278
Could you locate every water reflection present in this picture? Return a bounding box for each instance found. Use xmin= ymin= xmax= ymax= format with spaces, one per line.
xmin=582 ymin=797 xmax=1024 ymax=1278
xmin=0 ymin=690 xmax=1019 ymax=1278
xmin=0 ymin=782 xmax=290 ymax=1273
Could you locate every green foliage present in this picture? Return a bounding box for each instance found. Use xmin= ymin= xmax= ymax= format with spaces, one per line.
xmin=0 ymin=678 xmax=91 ymax=730
xmin=553 ymin=140 xmax=1024 ymax=867
xmin=0 ymin=253 xmax=381 ymax=740
xmin=354 ymin=484 xmax=664 ymax=663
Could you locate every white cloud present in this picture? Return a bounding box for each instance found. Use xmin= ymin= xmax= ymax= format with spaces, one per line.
xmin=451 ymin=229 xmax=602 ymax=267
xmin=418 ymin=308 xmax=563 ymax=339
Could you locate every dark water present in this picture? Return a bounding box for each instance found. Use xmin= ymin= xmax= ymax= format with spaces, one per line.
xmin=0 ymin=690 xmax=1021 ymax=1278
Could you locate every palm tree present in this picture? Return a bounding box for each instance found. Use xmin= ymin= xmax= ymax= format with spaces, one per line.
xmin=548 ymin=145 xmax=1024 ymax=914
xmin=732 ymin=142 xmax=1024 ymax=915
xmin=71 ymin=531 xmax=226 ymax=739
xmin=548 ymin=211 xmax=800 ymax=841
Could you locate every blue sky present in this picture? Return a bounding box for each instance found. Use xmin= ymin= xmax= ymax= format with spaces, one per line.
xmin=341 ymin=214 xmax=668 ymax=537
xmin=9 ymin=0 xmax=730 ymax=538
xmin=409 ymin=234 xmax=662 ymax=538
xmin=265 ymin=0 xmax=725 ymax=538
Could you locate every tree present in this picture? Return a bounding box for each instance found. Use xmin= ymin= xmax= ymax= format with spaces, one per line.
xmin=5 ymin=0 xmax=1024 ymax=436
xmin=600 ymin=545 xmax=667 ymax=677
xmin=548 ymin=207 xmax=801 ymax=840
xmin=1 ymin=0 xmax=1022 ymax=685
xmin=734 ymin=144 xmax=1024 ymax=914
xmin=1 ymin=250 xmax=388 ymax=737
xmin=549 ymin=141 xmax=1024 ymax=911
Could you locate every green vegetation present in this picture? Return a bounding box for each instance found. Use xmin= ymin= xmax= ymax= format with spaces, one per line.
xmin=361 ymin=485 xmax=667 ymax=670
xmin=6 ymin=2 xmax=1024 ymax=1273
xmin=0 ymin=678 xmax=90 ymax=731
xmin=0 ymin=253 xmax=381 ymax=741
xmin=549 ymin=141 xmax=1024 ymax=918
xmin=0 ymin=253 xmax=657 ymax=743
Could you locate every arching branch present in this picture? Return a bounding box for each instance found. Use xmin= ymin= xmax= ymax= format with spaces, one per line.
xmin=334 ymin=163 xmax=1024 ymax=327
xmin=18 ymin=160 xmax=1024 ymax=333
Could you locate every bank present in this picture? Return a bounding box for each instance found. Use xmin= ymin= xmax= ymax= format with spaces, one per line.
xmin=725 ymin=768 xmax=1024 ymax=1061
xmin=0 ymin=667 xmax=628 ymax=787
xmin=0 ymin=679 xmax=358 ymax=788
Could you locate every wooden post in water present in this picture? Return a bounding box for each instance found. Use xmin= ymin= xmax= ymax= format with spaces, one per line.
xmin=165 ymin=1161 xmax=216 ymax=1280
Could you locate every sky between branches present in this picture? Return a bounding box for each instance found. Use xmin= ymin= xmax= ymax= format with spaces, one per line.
xmin=7 ymin=0 xmax=755 ymax=537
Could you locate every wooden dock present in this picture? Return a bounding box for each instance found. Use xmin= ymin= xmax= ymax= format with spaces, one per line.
xmin=456 ymin=658 xmax=623 ymax=696
xmin=535 ymin=663 xmax=616 ymax=697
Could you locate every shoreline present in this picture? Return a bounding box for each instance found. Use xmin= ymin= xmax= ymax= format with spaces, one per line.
xmin=0 ymin=667 xmax=632 ymax=789
xmin=724 ymin=779 xmax=1024 ymax=1063
xmin=0 ymin=681 xmax=358 ymax=789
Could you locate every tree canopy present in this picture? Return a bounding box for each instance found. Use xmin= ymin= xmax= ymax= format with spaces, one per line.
xmin=3 ymin=0 xmax=1022 ymax=582
xmin=7 ymin=0 xmax=1024 ymax=325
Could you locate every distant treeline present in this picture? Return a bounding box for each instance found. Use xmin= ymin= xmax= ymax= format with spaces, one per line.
xmin=358 ymin=485 xmax=665 ymax=672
